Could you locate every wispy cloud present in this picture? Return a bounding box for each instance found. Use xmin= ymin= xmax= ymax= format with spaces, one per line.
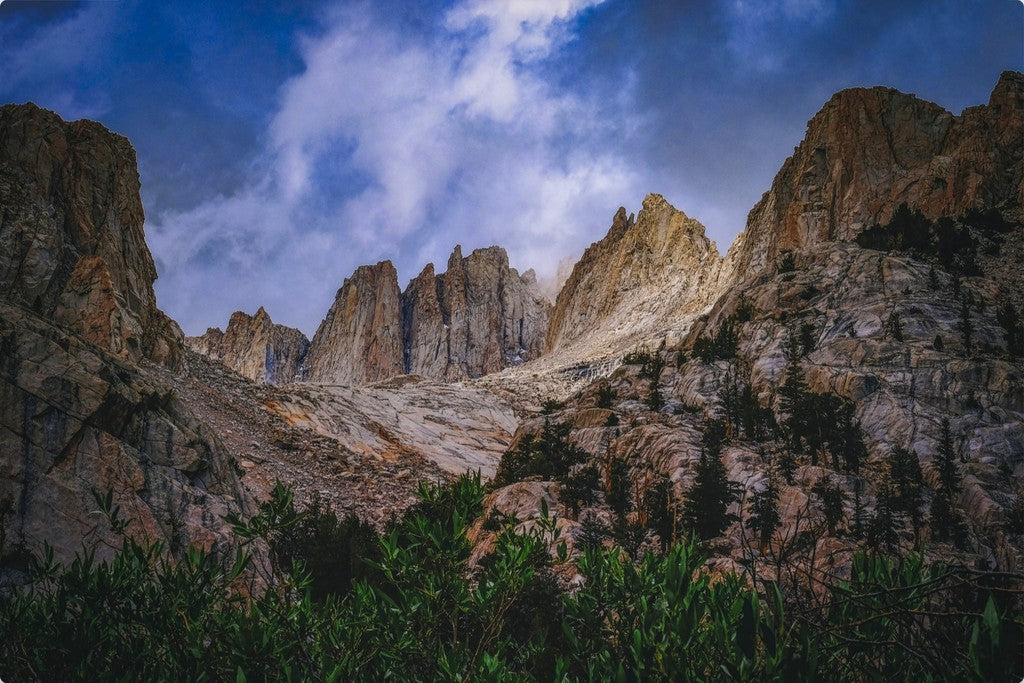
xmin=150 ymin=0 xmax=641 ymax=334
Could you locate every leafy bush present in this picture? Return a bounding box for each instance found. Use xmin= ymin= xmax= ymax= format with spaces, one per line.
xmin=1 ymin=477 xmax=1021 ymax=681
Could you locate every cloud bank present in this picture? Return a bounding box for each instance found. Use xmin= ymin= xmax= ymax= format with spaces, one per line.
xmin=149 ymin=0 xmax=642 ymax=334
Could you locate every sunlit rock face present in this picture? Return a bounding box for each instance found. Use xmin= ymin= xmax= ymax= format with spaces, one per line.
xmin=303 ymin=260 xmax=405 ymax=385
xmin=726 ymin=70 xmax=1023 ymax=277
xmin=405 ymin=245 xmax=549 ymax=381
xmin=546 ymin=194 xmax=727 ymax=361
xmin=187 ymin=307 xmax=309 ymax=385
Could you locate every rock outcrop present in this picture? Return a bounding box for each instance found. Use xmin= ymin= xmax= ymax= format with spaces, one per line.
xmin=0 ymin=104 xmax=250 ymax=566
xmin=304 ymin=261 xmax=404 ymax=385
xmin=303 ymin=246 xmax=549 ymax=385
xmin=408 ymin=245 xmax=549 ymax=380
xmin=546 ymin=194 xmax=725 ymax=358
xmin=186 ymin=308 xmax=309 ymax=385
xmin=728 ymin=70 xmax=1024 ymax=276
xmin=0 ymin=102 xmax=183 ymax=368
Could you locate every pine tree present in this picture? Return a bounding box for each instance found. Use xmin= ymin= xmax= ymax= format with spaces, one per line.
xmin=868 ymin=485 xmax=900 ymax=553
xmin=596 ymin=382 xmax=615 ymax=409
xmin=957 ymin=298 xmax=973 ymax=355
xmin=996 ymin=300 xmax=1023 ymax=358
xmin=812 ymin=477 xmax=846 ymax=534
xmin=681 ymin=418 xmax=739 ymax=541
xmin=605 ymin=457 xmax=632 ymax=521
xmin=779 ymin=341 xmax=810 ymax=453
xmin=885 ymin=310 xmax=905 ymax=342
xmin=576 ymin=512 xmax=609 ymax=552
xmin=642 ymin=473 xmax=678 ymax=551
xmin=930 ymin=419 xmax=966 ymax=543
xmin=747 ymin=478 xmax=781 ymax=547
xmin=888 ymin=445 xmax=924 ymax=533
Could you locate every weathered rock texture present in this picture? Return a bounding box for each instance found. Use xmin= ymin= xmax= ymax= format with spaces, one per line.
xmin=186 ymin=307 xmax=309 ymax=385
xmin=0 ymin=104 xmax=249 ymax=568
xmin=405 ymin=246 xmax=549 ymax=381
xmin=0 ymin=103 xmax=183 ymax=368
xmin=727 ymin=70 xmax=1024 ymax=276
xmin=545 ymin=194 xmax=725 ymax=360
xmin=303 ymin=246 xmax=549 ymax=385
xmin=304 ymin=261 xmax=404 ymax=385
xmin=0 ymin=297 xmax=251 ymax=566
xmin=479 ymin=72 xmax=1024 ymax=575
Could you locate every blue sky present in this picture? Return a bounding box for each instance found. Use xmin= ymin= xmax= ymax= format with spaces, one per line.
xmin=1 ymin=0 xmax=1021 ymax=335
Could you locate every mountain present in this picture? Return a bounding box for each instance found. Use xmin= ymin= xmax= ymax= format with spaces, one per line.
xmin=478 ymin=71 xmax=1024 ymax=573
xmin=303 ymin=260 xmax=405 ymax=384
xmin=546 ymin=194 xmax=726 ymax=361
xmin=726 ymin=70 xmax=1023 ymax=277
xmin=0 ymin=103 xmax=250 ymax=565
xmin=187 ymin=307 xmax=309 ymax=385
xmin=298 ymin=245 xmax=549 ymax=385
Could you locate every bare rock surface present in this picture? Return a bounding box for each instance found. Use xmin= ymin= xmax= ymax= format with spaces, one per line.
xmin=267 ymin=376 xmax=519 ymax=477
xmin=300 ymin=245 xmax=549 ymax=385
xmin=546 ymin=195 xmax=726 ymax=360
xmin=150 ymin=351 xmax=454 ymax=526
xmin=186 ymin=307 xmax=309 ymax=385
xmin=0 ymin=102 xmax=183 ymax=368
xmin=304 ymin=261 xmax=404 ymax=385
xmin=0 ymin=301 xmax=251 ymax=566
xmin=727 ymin=71 xmax=1023 ymax=277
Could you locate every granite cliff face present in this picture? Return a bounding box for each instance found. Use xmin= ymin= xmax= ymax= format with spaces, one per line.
xmin=407 ymin=245 xmax=549 ymax=380
xmin=303 ymin=261 xmax=405 ymax=385
xmin=187 ymin=307 xmax=309 ymax=385
xmin=0 ymin=103 xmax=183 ymax=368
xmin=0 ymin=104 xmax=249 ymax=566
xmin=727 ymin=70 xmax=1023 ymax=277
xmin=301 ymin=246 xmax=549 ymax=385
xmin=545 ymin=194 xmax=725 ymax=362
xmin=471 ymin=73 xmax=1024 ymax=581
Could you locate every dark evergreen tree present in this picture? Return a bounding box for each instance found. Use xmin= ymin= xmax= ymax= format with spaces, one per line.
xmin=867 ymin=485 xmax=901 ymax=553
xmin=747 ymin=478 xmax=781 ymax=547
xmin=560 ymin=465 xmax=601 ymax=518
xmin=576 ymin=512 xmax=609 ymax=552
xmin=779 ymin=342 xmax=810 ymax=453
xmin=812 ymin=477 xmax=846 ymax=534
xmin=996 ymin=300 xmax=1023 ymax=358
xmin=933 ymin=334 xmax=944 ymax=351
xmin=888 ymin=445 xmax=924 ymax=533
xmin=799 ymin=321 xmax=817 ymax=355
xmin=681 ymin=418 xmax=739 ymax=541
xmin=885 ymin=310 xmax=904 ymax=342
xmin=957 ymin=299 xmax=973 ymax=355
xmin=642 ymin=473 xmax=678 ymax=551
xmin=596 ymin=382 xmax=615 ymax=409
xmin=605 ymin=457 xmax=632 ymax=521
xmin=930 ymin=419 xmax=967 ymax=544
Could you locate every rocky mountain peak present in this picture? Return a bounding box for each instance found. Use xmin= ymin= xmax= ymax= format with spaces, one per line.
xmin=546 ymin=193 xmax=723 ymax=356
xmin=187 ymin=308 xmax=309 ymax=385
xmin=726 ymin=71 xmax=1023 ymax=278
xmin=303 ymin=260 xmax=404 ymax=385
xmin=0 ymin=102 xmax=183 ymax=367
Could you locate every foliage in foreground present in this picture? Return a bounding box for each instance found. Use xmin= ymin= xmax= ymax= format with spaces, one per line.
xmin=1 ymin=475 xmax=1021 ymax=682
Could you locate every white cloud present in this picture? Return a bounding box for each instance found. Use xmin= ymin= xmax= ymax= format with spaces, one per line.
xmin=151 ymin=0 xmax=643 ymax=335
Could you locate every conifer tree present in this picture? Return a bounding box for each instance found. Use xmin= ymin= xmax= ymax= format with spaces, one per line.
xmin=888 ymin=445 xmax=924 ymax=533
xmin=681 ymin=418 xmax=738 ymax=541
xmin=996 ymin=300 xmax=1023 ymax=358
xmin=642 ymin=473 xmax=678 ymax=551
xmin=957 ymin=299 xmax=973 ymax=355
xmin=930 ymin=419 xmax=967 ymax=543
xmin=747 ymin=477 xmax=781 ymax=547
xmin=885 ymin=310 xmax=904 ymax=342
